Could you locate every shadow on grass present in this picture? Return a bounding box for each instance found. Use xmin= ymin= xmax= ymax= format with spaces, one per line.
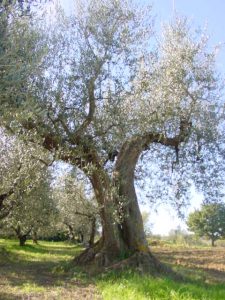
xmin=0 ymin=240 xmax=89 ymax=299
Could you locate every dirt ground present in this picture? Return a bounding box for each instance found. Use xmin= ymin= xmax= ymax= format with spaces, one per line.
xmin=152 ymin=245 xmax=225 ymax=283
xmin=0 ymin=262 xmax=101 ymax=300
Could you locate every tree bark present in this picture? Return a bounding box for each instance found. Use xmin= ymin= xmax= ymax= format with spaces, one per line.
xmin=32 ymin=231 xmax=38 ymax=244
xmin=211 ymin=238 xmax=215 ymax=247
xmin=0 ymin=189 xmax=15 ymax=220
xmin=13 ymin=225 xmax=31 ymax=247
xmin=74 ymin=169 xmax=127 ymax=266
xmin=114 ymin=138 xmax=150 ymax=253
xmin=89 ymin=217 xmax=96 ymax=247
xmin=78 ymin=232 xmax=84 ymax=243
xmin=90 ymin=170 xmax=126 ymax=261
xmin=19 ymin=235 xmax=27 ymax=246
xmin=65 ymin=223 xmax=76 ymax=241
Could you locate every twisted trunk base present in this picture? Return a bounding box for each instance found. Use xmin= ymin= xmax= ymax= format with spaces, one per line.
xmin=107 ymin=251 xmax=173 ymax=275
xmin=73 ymin=239 xmax=174 ymax=276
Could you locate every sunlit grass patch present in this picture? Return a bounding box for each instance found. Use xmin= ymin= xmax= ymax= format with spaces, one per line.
xmin=97 ymin=271 xmax=225 ymax=300
xmin=20 ymin=282 xmax=46 ymax=293
xmin=0 ymin=239 xmax=82 ymax=263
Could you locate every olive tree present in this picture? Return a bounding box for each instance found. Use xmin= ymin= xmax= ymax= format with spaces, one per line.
xmin=187 ymin=203 xmax=225 ymax=246
xmin=1 ymin=171 xmax=56 ymax=246
xmin=0 ymin=129 xmax=49 ymax=219
xmin=1 ymin=0 xmax=223 ymax=271
xmin=53 ymin=170 xmax=98 ymax=246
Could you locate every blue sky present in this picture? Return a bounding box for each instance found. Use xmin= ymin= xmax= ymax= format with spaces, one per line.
xmin=153 ymin=0 xmax=225 ymax=73
xmin=59 ymin=0 xmax=225 ymax=235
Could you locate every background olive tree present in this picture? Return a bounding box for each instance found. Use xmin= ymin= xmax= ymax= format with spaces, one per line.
xmin=53 ymin=170 xmax=98 ymax=246
xmin=1 ymin=170 xmax=56 ymax=246
xmin=187 ymin=203 xmax=225 ymax=246
xmin=0 ymin=129 xmax=50 ymax=220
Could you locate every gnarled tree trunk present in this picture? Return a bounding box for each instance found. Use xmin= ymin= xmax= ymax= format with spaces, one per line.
xmin=74 ymin=139 xmax=164 ymax=273
xmin=74 ymin=169 xmax=127 ymax=266
xmin=13 ymin=225 xmax=31 ymax=247
xmin=114 ymin=138 xmax=149 ymax=254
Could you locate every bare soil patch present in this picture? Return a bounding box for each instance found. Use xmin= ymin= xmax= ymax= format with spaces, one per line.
xmin=152 ymin=245 xmax=225 ymax=283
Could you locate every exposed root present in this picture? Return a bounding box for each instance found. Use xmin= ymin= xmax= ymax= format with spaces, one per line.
xmin=106 ymin=251 xmax=180 ymax=277
xmin=74 ymin=243 xmax=181 ymax=279
xmin=73 ymin=239 xmax=103 ymax=266
xmin=118 ymin=253 xmax=183 ymax=280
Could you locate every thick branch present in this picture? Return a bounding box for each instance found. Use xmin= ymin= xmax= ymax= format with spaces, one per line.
xmin=73 ymin=78 xmax=96 ymax=141
xmin=116 ymin=119 xmax=192 ymax=181
xmin=71 ymin=210 xmax=93 ymax=219
xmin=0 ymin=190 xmax=14 ymax=210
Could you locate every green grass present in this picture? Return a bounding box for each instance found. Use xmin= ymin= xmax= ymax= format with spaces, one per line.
xmin=0 ymin=239 xmax=92 ymax=299
xmin=97 ymin=271 xmax=225 ymax=300
xmin=0 ymin=238 xmax=80 ymax=262
xmin=1 ymin=238 xmax=225 ymax=299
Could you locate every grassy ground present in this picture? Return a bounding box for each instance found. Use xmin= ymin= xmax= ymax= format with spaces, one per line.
xmin=97 ymin=271 xmax=225 ymax=300
xmin=0 ymin=239 xmax=100 ymax=299
xmin=1 ymin=239 xmax=225 ymax=299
